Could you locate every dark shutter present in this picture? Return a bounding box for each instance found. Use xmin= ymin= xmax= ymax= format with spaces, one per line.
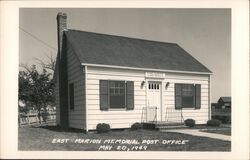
xmin=175 ymin=84 xmax=182 ymax=109
xmin=100 ymin=80 xmax=109 ymax=110
xmin=195 ymin=84 xmax=201 ymax=109
xmin=126 ymin=81 xmax=134 ymax=110
xmin=192 ymin=84 xmax=196 ymax=107
xmin=69 ymin=83 xmax=74 ymax=110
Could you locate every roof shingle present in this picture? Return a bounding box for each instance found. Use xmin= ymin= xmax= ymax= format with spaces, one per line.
xmin=65 ymin=29 xmax=211 ymax=73
xmin=219 ymin=97 xmax=231 ymax=103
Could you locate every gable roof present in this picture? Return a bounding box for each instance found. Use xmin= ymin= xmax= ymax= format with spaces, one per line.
xmin=219 ymin=97 xmax=231 ymax=103
xmin=64 ymin=29 xmax=211 ymax=74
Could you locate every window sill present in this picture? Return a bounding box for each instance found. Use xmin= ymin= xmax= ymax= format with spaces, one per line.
xmin=180 ymin=107 xmax=195 ymax=110
xmin=108 ymin=108 xmax=127 ymax=111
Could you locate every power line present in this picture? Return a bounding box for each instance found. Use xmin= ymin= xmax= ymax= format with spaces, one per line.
xmin=19 ymin=26 xmax=57 ymax=51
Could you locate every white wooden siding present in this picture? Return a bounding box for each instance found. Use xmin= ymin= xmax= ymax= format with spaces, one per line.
xmin=67 ymin=47 xmax=86 ymax=129
xmin=86 ymin=66 xmax=210 ymax=129
xmin=87 ymin=67 xmax=146 ymax=130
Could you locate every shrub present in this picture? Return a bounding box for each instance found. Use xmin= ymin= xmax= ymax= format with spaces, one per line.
xmin=142 ymin=123 xmax=158 ymax=130
xmin=224 ymin=116 xmax=231 ymax=124
xmin=131 ymin=122 xmax=143 ymax=130
xmin=207 ymin=119 xmax=221 ymax=127
xmin=184 ymin=119 xmax=195 ymax=127
xmin=213 ymin=115 xmax=231 ymax=124
xmin=96 ymin=123 xmax=111 ymax=133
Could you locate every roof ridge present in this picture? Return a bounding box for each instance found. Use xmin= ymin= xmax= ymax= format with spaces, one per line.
xmin=67 ymin=29 xmax=178 ymax=46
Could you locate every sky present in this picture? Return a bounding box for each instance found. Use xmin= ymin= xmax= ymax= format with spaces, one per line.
xmin=19 ymin=8 xmax=231 ymax=102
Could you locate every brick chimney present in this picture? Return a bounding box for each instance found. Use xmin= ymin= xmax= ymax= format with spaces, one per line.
xmin=56 ymin=12 xmax=67 ymax=55
xmin=56 ymin=12 xmax=69 ymax=129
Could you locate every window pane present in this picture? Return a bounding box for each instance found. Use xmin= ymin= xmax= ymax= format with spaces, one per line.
xmin=109 ymin=81 xmax=125 ymax=108
xmin=181 ymin=84 xmax=194 ymax=108
xmin=110 ymin=95 xmax=125 ymax=108
xmin=120 ymin=82 xmax=125 ymax=88
xmin=182 ymin=84 xmax=192 ymax=96
xmin=115 ymin=88 xmax=119 ymax=94
xmin=110 ymin=81 xmax=115 ymax=88
xmin=115 ymin=82 xmax=119 ymax=87
xmin=110 ymin=88 xmax=114 ymax=94
xmin=182 ymin=97 xmax=194 ymax=107
xmin=120 ymin=88 xmax=125 ymax=94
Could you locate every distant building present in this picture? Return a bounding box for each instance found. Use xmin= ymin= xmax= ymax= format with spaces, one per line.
xmin=217 ymin=97 xmax=231 ymax=109
xmin=211 ymin=103 xmax=218 ymax=109
xmin=211 ymin=96 xmax=231 ymax=123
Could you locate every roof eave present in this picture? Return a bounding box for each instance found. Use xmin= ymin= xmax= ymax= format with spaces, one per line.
xmin=81 ymin=63 xmax=212 ymax=75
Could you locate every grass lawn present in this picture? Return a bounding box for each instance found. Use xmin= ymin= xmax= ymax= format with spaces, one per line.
xmin=18 ymin=125 xmax=230 ymax=151
xmin=201 ymin=129 xmax=231 ymax=136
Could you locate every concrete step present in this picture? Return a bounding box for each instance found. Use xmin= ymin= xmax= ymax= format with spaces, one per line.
xmin=156 ymin=122 xmax=184 ymax=127
xmin=155 ymin=122 xmax=187 ymax=130
xmin=143 ymin=122 xmax=187 ymax=130
xmin=158 ymin=125 xmax=188 ymax=130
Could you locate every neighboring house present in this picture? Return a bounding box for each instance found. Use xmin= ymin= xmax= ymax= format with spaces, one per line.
xmin=54 ymin=13 xmax=212 ymax=131
xmin=217 ymin=97 xmax=231 ymax=109
xmin=211 ymin=97 xmax=231 ymax=123
xmin=211 ymin=103 xmax=218 ymax=109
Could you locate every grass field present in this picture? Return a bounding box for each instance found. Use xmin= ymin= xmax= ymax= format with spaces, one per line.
xmin=18 ymin=125 xmax=231 ymax=151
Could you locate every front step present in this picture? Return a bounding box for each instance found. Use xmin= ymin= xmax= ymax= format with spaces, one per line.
xmin=158 ymin=125 xmax=188 ymax=130
xmin=156 ymin=122 xmax=187 ymax=130
xmin=142 ymin=122 xmax=187 ymax=130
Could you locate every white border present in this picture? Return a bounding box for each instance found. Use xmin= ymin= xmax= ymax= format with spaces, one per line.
xmin=0 ymin=0 xmax=249 ymax=159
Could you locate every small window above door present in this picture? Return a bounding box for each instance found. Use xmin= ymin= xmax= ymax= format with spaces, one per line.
xmin=148 ymin=82 xmax=160 ymax=90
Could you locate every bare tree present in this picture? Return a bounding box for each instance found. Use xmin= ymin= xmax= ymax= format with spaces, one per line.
xmin=33 ymin=53 xmax=56 ymax=72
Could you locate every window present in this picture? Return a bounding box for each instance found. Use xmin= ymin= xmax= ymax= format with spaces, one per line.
xmin=109 ymin=81 xmax=126 ymax=108
xmin=100 ymin=80 xmax=134 ymax=110
xmin=69 ymin=83 xmax=74 ymax=110
xmin=148 ymin=82 xmax=160 ymax=90
xmin=175 ymin=83 xmax=201 ymax=109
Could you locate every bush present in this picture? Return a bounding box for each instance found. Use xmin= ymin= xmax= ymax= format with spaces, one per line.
xmin=213 ymin=116 xmax=231 ymax=124
xmin=131 ymin=122 xmax=143 ymax=130
xmin=207 ymin=119 xmax=221 ymax=127
xmin=96 ymin=123 xmax=111 ymax=133
xmin=184 ymin=119 xmax=195 ymax=127
xmin=224 ymin=116 xmax=231 ymax=124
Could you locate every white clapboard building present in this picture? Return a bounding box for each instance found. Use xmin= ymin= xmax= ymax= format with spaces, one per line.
xmin=54 ymin=12 xmax=212 ymax=131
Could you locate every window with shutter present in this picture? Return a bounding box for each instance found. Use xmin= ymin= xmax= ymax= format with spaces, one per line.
xmin=99 ymin=80 xmax=134 ymax=110
xmin=109 ymin=81 xmax=126 ymax=109
xmin=175 ymin=83 xmax=201 ymax=109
